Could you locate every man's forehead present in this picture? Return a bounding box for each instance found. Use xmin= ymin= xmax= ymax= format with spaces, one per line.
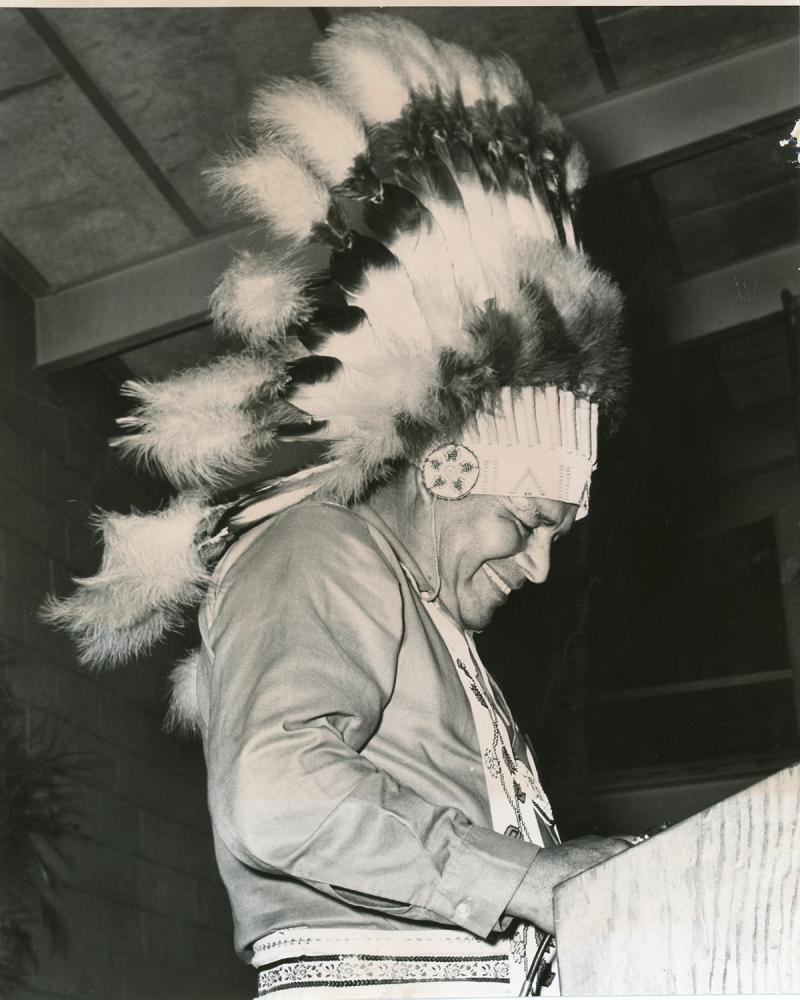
xmin=506 ymin=495 xmax=577 ymax=524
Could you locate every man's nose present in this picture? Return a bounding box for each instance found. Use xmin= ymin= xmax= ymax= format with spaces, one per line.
xmin=513 ymin=532 xmax=551 ymax=584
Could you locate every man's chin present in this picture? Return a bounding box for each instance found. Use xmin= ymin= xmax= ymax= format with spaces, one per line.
xmin=460 ymin=602 xmax=500 ymax=632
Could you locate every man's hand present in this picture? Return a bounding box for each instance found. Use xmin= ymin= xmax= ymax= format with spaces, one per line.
xmin=507 ymin=835 xmax=632 ymax=935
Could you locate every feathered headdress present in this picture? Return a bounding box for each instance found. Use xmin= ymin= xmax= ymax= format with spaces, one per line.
xmin=44 ymin=14 xmax=628 ymax=708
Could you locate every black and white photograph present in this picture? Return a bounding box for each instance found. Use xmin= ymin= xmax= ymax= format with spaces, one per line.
xmin=0 ymin=3 xmax=798 ymax=998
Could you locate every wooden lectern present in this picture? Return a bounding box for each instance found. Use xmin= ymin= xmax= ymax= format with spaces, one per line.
xmin=554 ymin=765 xmax=800 ymax=995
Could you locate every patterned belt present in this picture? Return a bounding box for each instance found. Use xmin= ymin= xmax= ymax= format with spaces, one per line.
xmin=251 ymin=926 xmax=517 ymax=998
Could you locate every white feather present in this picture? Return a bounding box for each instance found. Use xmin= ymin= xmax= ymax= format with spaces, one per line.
xmin=41 ymin=496 xmax=213 ymax=668
xmin=300 ymin=359 xmax=431 ymax=438
xmin=408 ymin=26 xmax=460 ymax=97
xmin=348 ymin=265 xmax=431 ymax=351
xmin=250 ymin=80 xmax=367 ymax=188
xmin=227 ymin=462 xmax=343 ymax=528
xmin=506 ymin=187 xmax=558 ymax=245
xmin=324 ymin=432 xmax=403 ymax=502
xmin=113 ymin=355 xmax=283 ymax=488
xmin=453 ymin=181 xmax=516 ymax=295
xmin=314 ymin=20 xmax=410 ymax=125
xmin=164 ymin=650 xmax=203 ymax=736
xmin=293 ymin=296 xmax=439 ymax=440
xmin=456 ymin=186 xmax=550 ymax=316
xmin=295 ymin=261 xmax=438 ymax=428
xmin=209 ymin=148 xmax=330 ymax=243
xmin=267 ymin=453 xmax=378 ymax=508
xmin=211 ymin=252 xmax=313 ymax=346
xmin=349 ymin=15 xmax=443 ymax=97
xmin=481 ymin=55 xmax=530 ymax=108
xmin=417 ymin=197 xmax=489 ymax=304
xmin=387 ymin=221 xmax=469 ymax=354
xmin=520 ymin=242 xmax=622 ymax=336
xmin=564 ymin=143 xmax=589 ymax=197
xmin=436 ymin=41 xmax=485 ymax=107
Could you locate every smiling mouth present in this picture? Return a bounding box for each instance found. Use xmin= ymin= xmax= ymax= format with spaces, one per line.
xmin=483 ymin=564 xmax=512 ymax=597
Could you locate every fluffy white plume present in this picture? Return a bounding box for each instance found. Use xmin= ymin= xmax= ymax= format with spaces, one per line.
xmin=347 ymin=15 xmax=443 ymax=97
xmin=209 ymin=148 xmax=330 ymax=243
xmin=41 ymin=496 xmax=213 ymax=668
xmin=164 ymin=649 xmax=204 ymax=735
xmin=564 ymin=143 xmax=589 ymax=198
xmin=113 ymin=354 xmax=283 ymax=488
xmin=436 ymin=41 xmax=485 ymax=107
xmin=324 ymin=432 xmax=403 ymax=504
xmin=211 ymin=252 xmax=313 ymax=346
xmin=520 ymin=241 xmax=623 ymax=336
xmin=317 ymin=14 xmax=473 ymax=118
xmin=481 ymin=55 xmax=530 ymax=108
xmin=250 ymin=80 xmax=368 ymax=188
xmin=314 ymin=18 xmax=410 ymax=124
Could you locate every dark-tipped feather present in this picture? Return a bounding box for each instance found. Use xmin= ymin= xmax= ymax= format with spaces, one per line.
xmin=334 ymin=153 xmax=384 ymax=202
xmin=286 ymin=355 xmax=342 ymax=385
xmin=275 ymin=419 xmax=329 ymax=438
xmin=363 ymin=183 xmax=426 ymax=242
xmin=330 ymin=231 xmax=397 ymax=292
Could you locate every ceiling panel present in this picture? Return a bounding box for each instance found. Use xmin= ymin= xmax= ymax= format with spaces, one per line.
xmin=0 ymin=76 xmax=190 ymax=288
xmin=717 ymin=352 xmax=793 ymax=414
xmin=652 ymin=126 xmax=794 ymax=219
xmin=47 ymin=8 xmax=321 ymax=230
xmin=669 ymin=181 xmax=796 ymax=275
xmin=0 ymin=9 xmax=59 ymax=92
xmin=652 ymin=125 xmax=798 ymax=275
xmin=680 ymin=319 xmax=792 ymax=423
xmin=577 ymin=177 xmax=677 ymax=335
xmin=119 ymin=323 xmax=220 ymax=381
xmin=597 ymin=5 xmax=798 ymax=90
xmin=333 ymin=6 xmax=606 ymax=112
xmin=713 ymin=321 xmax=793 ymax=413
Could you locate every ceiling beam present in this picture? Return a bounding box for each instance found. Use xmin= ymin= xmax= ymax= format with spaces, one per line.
xmin=565 ymin=37 xmax=796 ymax=176
xmin=37 ymin=233 xmax=800 ymax=370
xmin=663 ymin=243 xmax=800 ymax=350
xmin=34 ymin=36 xmax=798 ymax=370
xmin=35 ymin=231 xmax=239 ymax=370
xmin=0 ymin=230 xmax=50 ymax=298
xmin=573 ymin=8 xmax=620 ymax=94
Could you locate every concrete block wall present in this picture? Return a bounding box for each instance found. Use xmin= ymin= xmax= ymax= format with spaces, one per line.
xmin=0 ymin=269 xmax=252 ymax=1000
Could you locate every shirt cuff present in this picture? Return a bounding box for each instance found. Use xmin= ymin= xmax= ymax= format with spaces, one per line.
xmin=426 ymin=826 xmax=540 ymax=938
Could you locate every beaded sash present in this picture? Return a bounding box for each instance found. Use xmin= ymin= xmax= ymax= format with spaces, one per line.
xmin=419 ymin=596 xmax=559 ymax=997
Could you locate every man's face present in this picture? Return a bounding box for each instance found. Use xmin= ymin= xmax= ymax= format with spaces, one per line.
xmin=436 ymin=494 xmax=578 ymax=630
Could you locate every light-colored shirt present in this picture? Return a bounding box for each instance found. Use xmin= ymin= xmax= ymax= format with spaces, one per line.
xmin=197 ymin=500 xmax=552 ymax=960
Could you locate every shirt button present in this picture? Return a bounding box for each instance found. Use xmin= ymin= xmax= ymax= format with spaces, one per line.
xmin=454 ymin=900 xmax=472 ymax=919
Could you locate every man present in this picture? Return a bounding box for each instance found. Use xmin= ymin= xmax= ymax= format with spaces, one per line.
xmin=48 ymin=13 xmax=631 ymax=997
xmin=202 ymin=471 xmax=631 ymax=998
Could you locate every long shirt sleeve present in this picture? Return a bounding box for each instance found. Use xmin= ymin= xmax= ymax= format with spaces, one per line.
xmin=200 ymin=502 xmax=539 ymax=950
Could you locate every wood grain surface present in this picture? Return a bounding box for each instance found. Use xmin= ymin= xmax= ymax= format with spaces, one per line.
xmin=554 ymin=765 xmax=800 ymax=995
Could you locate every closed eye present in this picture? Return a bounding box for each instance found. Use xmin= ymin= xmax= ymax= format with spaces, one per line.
xmin=511 ymin=515 xmax=533 ymax=537
xmin=517 ymin=515 xmax=556 ymax=534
